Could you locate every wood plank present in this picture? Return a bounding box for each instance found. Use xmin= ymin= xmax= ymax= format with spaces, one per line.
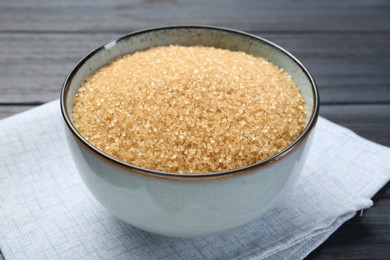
xmin=265 ymin=33 xmax=390 ymax=104
xmin=309 ymin=243 xmax=390 ymax=259
xmin=308 ymin=198 xmax=390 ymax=259
xmin=326 ymin=197 xmax=390 ymax=242
xmin=374 ymin=181 xmax=390 ymax=199
xmin=320 ymin=104 xmax=390 ymax=147
xmin=0 ymin=33 xmax=118 ymax=103
xmin=0 ymin=33 xmax=389 ymax=103
xmin=0 ymin=0 xmax=389 ymax=32
xmin=0 ymin=106 xmax=35 ymax=120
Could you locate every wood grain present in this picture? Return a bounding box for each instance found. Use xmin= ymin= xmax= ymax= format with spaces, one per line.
xmin=0 ymin=0 xmax=389 ymax=33
xmin=320 ymin=104 xmax=390 ymax=147
xmin=330 ymin=196 xmax=390 ymax=242
xmin=375 ymin=180 xmax=390 ymax=199
xmin=0 ymin=0 xmax=389 ymax=259
xmin=0 ymin=106 xmax=34 ymax=120
xmin=308 ymin=197 xmax=390 ymax=259
xmin=0 ymin=33 xmax=389 ymax=103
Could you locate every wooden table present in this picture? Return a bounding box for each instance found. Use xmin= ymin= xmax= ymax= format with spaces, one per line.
xmin=0 ymin=1 xmax=389 ymax=259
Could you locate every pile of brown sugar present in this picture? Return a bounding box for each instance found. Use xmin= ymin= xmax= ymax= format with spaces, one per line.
xmin=72 ymin=45 xmax=306 ymax=174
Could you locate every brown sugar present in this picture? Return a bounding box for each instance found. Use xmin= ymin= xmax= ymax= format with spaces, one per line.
xmin=72 ymin=45 xmax=306 ymax=174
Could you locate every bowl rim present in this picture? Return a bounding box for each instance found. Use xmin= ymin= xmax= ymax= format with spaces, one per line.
xmin=60 ymin=25 xmax=320 ymax=180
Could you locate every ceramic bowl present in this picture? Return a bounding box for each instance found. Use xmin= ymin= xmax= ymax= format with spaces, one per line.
xmin=61 ymin=26 xmax=319 ymax=238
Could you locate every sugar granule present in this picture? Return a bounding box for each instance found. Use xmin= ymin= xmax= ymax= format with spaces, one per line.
xmin=72 ymin=45 xmax=306 ymax=174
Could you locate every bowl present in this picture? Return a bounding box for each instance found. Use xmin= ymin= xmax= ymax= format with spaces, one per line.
xmin=60 ymin=25 xmax=319 ymax=238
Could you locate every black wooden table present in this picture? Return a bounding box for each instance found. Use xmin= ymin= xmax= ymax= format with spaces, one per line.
xmin=0 ymin=1 xmax=389 ymax=259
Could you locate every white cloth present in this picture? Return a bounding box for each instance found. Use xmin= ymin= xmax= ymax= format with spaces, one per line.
xmin=0 ymin=100 xmax=389 ymax=260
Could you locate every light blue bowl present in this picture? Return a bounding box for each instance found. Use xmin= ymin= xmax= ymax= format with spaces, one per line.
xmin=61 ymin=26 xmax=319 ymax=238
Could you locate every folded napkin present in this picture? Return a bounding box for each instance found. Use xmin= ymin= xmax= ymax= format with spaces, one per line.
xmin=0 ymin=100 xmax=389 ymax=260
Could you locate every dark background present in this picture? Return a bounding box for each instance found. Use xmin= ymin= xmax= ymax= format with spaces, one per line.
xmin=0 ymin=1 xmax=389 ymax=259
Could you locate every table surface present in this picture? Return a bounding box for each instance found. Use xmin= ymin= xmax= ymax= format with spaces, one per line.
xmin=0 ymin=1 xmax=389 ymax=259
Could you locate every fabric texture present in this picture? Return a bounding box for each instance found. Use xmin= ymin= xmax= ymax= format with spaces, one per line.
xmin=0 ymin=100 xmax=389 ymax=260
